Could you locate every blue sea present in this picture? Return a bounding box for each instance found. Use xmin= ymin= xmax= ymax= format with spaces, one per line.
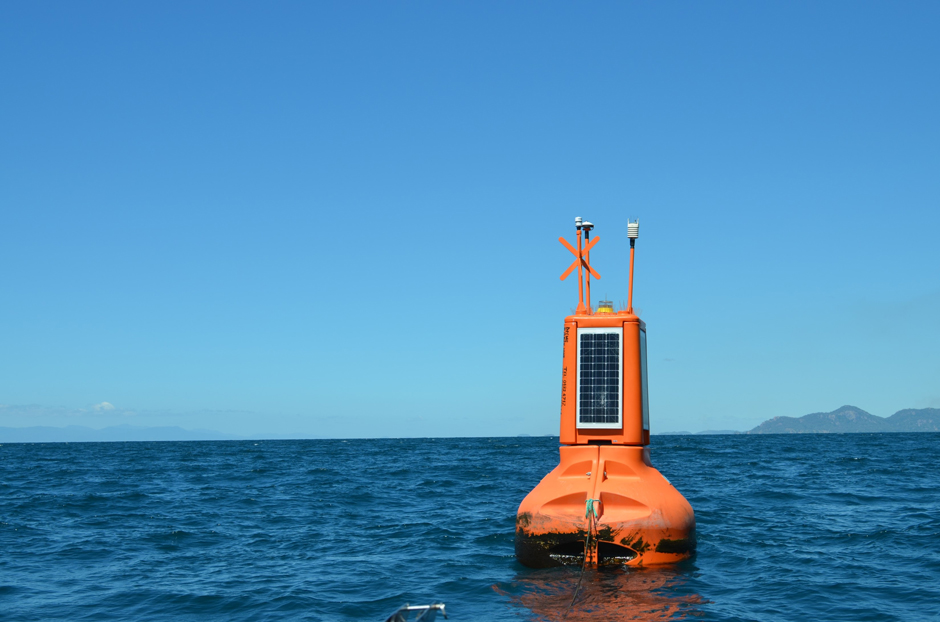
xmin=1 ymin=434 xmax=939 ymax=621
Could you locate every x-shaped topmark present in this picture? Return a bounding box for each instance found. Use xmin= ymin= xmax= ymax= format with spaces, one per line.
xmin=559 ymin=236 xmax=601 ymax=281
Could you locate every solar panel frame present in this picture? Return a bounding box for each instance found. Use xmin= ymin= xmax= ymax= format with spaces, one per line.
xmin=575 ymin=327 xmax=623 ymax=429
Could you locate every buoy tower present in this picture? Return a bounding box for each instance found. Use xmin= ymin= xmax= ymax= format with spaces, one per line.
xmin=515 ymin=218 xmax=695 ymax=568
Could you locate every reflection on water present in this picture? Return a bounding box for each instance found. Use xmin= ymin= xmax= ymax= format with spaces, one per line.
xmin=498 ymin=564 xmax=705 ymax=621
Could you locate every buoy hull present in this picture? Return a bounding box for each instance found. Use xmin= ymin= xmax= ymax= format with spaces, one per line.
xmin=515 ymin=444 xmax=695 ymax=568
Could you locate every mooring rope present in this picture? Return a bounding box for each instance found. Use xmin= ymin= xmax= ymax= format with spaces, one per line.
xmin=563 ymin=499 xmax=600 ymax=618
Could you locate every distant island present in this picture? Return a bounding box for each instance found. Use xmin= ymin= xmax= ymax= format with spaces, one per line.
xmin=657 ymin=405 xmax=940 ymax=435
xmin=0 ymin=425 xmax=241 ymax=443
xmin=747 ymin=405 xmax=940 ymax=434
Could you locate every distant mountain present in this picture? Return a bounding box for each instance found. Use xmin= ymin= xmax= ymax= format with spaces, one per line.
xmin=887 ymin=408 xmax=940 ymax=432
xmin=0 ymin=425 xmax=242 ymax=443
xmin=749 ymin=406 xmax=940 ymax=434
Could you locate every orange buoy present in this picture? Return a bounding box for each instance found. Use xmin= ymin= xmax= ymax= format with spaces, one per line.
xmin=515 ymin=218 xmax=695 ymax=568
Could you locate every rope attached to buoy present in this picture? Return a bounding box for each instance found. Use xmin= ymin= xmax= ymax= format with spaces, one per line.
xmin=563 ymin=498 xmax=600 ymax=618
xmin=585 ymin=498 xmax=599 ymax=520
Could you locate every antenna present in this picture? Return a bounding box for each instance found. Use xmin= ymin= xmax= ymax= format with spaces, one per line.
xmin=627 ymin=219 xmax=639 ymax=313
xmin=582 ymin=221 xmax=594 ymax=312
xmin=575 ymin=217 xmax=584 ymax=312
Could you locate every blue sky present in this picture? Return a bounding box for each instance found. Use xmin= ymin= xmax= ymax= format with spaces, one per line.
xmin=1 ymin=2 xmax=938 ymax=437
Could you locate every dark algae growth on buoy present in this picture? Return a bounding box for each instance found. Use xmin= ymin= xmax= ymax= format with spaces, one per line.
xmin=2 ymin=433 xmax=939 ymax=621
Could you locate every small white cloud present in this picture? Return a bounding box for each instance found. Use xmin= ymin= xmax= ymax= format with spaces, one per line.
xmin=93 ymin=402 xmax=116 ymax=411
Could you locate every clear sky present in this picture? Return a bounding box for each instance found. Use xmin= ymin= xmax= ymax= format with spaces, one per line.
xmin=2 ymin=2 xmax=938 ymax=438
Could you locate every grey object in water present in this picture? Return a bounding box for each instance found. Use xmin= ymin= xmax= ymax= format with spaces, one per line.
xmin=384 ymin=603 xmax=447 ymax=622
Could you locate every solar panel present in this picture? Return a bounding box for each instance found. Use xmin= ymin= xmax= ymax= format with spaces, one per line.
xmin=577 ymin=328 xmax=621 ymax=427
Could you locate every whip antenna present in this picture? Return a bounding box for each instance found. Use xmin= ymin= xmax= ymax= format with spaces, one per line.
xmin=627 ymin=219 xmax=639 ymax=313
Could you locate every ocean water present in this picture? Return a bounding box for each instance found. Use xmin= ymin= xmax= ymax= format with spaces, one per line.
xmin=1 ymin=434 xmax=939 ymax=621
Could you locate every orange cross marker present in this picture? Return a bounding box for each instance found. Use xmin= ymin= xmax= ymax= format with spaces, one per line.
xmin=559 ymin=235 xmax=601 ymax=281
